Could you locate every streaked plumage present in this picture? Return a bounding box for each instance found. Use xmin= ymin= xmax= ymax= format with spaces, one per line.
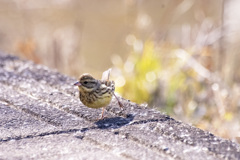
xmin=74 ymin=69 xmax=123 ymax=119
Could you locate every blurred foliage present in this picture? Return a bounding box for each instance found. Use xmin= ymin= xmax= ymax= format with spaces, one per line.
xmin=114 ymin=41 xmax=161 ymax=104
xmin=112 ymin=38 xmax=240 ymax=141
xmin=113 ymin=40 xmax=204 ymax=115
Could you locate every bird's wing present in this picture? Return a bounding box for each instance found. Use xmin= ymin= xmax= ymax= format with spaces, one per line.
xmin=101 ymin=68 xmax=111 ymax=81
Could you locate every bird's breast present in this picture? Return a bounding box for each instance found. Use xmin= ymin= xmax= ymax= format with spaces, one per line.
xmin=79 ymin=90 xmax=113 ymax=109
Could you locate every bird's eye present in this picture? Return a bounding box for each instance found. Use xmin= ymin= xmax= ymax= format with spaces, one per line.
xmin=83 ymin=81 xmax=88 ymax=84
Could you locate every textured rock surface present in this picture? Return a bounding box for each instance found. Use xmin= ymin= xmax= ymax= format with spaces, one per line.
xmin=0 ymin=52 xmax=239 ymax=160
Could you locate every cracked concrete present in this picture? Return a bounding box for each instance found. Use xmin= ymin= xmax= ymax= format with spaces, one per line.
xmin=0 ymin=52 xmax=239 ymax=160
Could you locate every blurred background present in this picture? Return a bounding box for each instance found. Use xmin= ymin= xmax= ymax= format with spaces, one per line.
xmin=1 ymin=0 xmax=240 ymax=141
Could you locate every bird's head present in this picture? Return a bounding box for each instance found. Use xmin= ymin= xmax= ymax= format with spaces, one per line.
xmin=74 ymin=74 xmax=99 ymax=93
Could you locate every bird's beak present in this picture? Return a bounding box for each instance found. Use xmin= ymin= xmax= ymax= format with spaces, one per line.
xmin=74 ymin=81 xmax=81 ymax=86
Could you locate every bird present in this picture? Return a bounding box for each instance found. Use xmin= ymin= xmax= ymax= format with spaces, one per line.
xmin=74 ymin=68 xmax=123 ymax=119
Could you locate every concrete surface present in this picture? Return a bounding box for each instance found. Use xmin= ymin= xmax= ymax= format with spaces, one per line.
xmin=0 ymin=52 xmax=239 ymax=160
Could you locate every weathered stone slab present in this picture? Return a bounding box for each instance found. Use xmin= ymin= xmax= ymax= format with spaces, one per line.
xmin=0 ymin=52 xmax=239 ymax=160
xmin=0 ymin=102 xmax=57 ymax=139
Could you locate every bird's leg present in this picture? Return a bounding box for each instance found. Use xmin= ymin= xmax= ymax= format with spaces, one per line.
xmin=99 ymin=107 xmax=105 ymax=120
xmin=113 ymin=93 xmax=124 ymax=108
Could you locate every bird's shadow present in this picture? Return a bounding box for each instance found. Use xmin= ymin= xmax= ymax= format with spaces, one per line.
xmin=94 ymin=114 xmax=135 ymax=129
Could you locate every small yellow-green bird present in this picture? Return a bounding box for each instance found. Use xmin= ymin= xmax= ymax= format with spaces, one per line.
xmin=74 ymin=68 xmax=123 ymax=119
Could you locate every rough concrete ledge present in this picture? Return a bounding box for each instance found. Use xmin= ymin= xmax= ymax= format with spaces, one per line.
xmin=0 ymin=52 xmax=239 ymax=160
